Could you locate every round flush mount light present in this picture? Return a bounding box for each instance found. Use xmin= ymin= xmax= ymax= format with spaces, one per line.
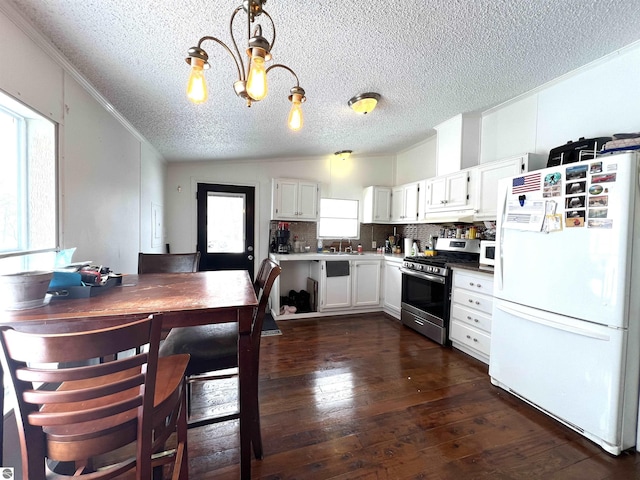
xmin=348 ymin=92 xmax=380 ymax=114
xmin=334 ymin=150 xmax=353 ymax=160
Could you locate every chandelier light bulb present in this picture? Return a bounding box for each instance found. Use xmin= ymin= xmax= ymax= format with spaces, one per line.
xmin=186 ymin=59 xmax=208 ymax=104
xmin=185 ymin=1 xmax=304 ymax=131
xmin=246 ymin=54 xmax=268 ymax=101
xmin=288 ymin=98 xmax=303 ymax=131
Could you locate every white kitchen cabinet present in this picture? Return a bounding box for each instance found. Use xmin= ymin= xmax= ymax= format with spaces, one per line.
xmin=382 ymin=257 xmax=403 ymax=319
xmin=323 ymin=270 xmax=352 ymax=309
xmin=362 ymin=186 xmax=392 ymax=223
xmin=271 ymin=178 xmax=319 ymax=221
xmin=391 ymin=183 xmax=419 ymax=222
xmin=319 ymin=259 xmax=381 ymax=311
xmin=352 ymin=259 xmax=381 ymax=307
xmin=423 ymin=170 xmax=470 ymax=213
xmin=449 ymin=268 xmax=494 ymax=364
xmin=470 ymin=153 xmax=546 ymax=220
xmin=434 ymin=113 xmax=481 ymax=176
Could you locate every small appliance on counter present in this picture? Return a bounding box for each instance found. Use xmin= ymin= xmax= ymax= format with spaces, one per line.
xmin=479 ymin=240 xmax=496 ymax=267
xmin=272 ymin=222 xmax=291 ymax=254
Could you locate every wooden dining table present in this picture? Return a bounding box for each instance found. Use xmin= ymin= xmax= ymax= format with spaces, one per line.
xmin=0 ymin=270 xmax=258 ymax=480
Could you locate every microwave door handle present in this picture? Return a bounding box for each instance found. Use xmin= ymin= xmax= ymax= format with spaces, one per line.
xmin=400 ymin=268 xmax=446 ymax=284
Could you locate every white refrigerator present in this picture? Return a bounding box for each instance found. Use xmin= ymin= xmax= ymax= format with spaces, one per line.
xmin=489 ymin=150 xmax=640 ymax=455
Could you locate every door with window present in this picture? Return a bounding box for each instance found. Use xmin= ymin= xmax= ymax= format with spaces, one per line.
xmin=197 ymin=183 xmax=255 ymax=277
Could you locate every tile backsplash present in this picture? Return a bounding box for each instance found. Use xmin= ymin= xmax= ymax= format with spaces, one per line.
xmin=269 ymin=221 xmax=491 ymax=254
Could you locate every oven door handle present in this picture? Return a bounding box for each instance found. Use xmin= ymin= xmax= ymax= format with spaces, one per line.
xmin=400 ymin=268 xmax=446 ymax=284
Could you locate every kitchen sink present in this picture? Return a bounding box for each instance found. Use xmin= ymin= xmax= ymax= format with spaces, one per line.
xmin=325 ymin=252 xmax=364 ymax=255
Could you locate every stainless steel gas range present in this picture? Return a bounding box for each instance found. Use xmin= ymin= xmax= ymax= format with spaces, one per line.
xmin=400 ymin=238 xmax=480 ymax=345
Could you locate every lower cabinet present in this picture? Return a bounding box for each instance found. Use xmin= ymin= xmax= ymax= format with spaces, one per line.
xmin=383 ymin=257 xmax=402 ymax=319
xmin=319 ymin=259 xmax=381 ymax=312
xmin=449 ymin=269 xmax=494 ymax=364
xmin=323 ymin=271 xmax=352 ymax=309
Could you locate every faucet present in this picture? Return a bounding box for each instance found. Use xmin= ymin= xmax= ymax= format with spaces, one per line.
xmin=339 ymin=239 xmax=343 ymax=253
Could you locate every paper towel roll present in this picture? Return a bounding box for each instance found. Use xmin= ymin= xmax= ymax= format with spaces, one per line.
xmin=404 ymin=238 xmax=413 ymax=255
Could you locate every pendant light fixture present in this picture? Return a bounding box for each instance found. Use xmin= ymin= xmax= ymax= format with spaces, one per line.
xmin=185 ymin=0 xmax=306 ymax=131
xmin=348 ymin=92 xmax=380 ymax=114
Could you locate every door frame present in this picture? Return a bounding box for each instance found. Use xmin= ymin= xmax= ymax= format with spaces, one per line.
xmin=190 ymin=178 xmax=261 ymax=278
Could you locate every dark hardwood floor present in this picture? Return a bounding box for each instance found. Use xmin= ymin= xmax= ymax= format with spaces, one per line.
xmin=186 ymin=313 xmax=640 ymax=479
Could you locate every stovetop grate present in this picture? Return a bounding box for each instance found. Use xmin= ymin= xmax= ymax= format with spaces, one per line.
xmin=404 ymin=253 xmax=479 ymax=266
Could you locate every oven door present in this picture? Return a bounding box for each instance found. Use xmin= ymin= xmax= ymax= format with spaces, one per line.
xmin=400 ymin=267 xmax=451 ymax=344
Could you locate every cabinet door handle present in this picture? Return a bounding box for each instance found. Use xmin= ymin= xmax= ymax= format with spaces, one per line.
xmin=477 ymin=284 xmax=482 ymax=288
xmin=475 ymin=301 xmax=481 ymax=305
xmin=469 ymin=282 xmax=475 ymax=286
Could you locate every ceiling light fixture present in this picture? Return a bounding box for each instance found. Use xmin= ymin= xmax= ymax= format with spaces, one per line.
xmin=348 ymin=92 xmax=380 ymax=114
xmin=185 ymin=0 xmax=306 ymax=131
xmin=334 ymin=150 xmax=353 ymax=160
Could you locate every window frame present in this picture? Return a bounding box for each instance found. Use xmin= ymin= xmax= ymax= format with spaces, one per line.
xmin=0 ymin=90 xmax=59 ymax=265
xmin=317 ymin=197 xmax=360 ymax=240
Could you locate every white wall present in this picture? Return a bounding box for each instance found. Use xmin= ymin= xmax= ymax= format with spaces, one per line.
xmin=60 ymin=74 xmax=141 ymax=270
xmin=0 ymin=3 xmax=166 ymax=273
xmin=394 ymin=42 xmax=640 ymax=176
xmin=166 ymin=155 xmax=394 ymax=263
xmin=395 ymin=135 xmax=437 ymax=184
xmin=140 ymin=143 xmax=167 ymax=254
xmin=481 ymin=42 xmax=640 ymax=163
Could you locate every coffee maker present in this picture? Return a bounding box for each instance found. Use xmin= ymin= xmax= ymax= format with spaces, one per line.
xmin=274 ymin=222 xmax=291 ymax=254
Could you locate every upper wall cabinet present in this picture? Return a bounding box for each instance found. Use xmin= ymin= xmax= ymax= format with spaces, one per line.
xmin=422 ymin=170 xmax=471 ymax=214
xmin=434 ymin=113 xmax=481 ymax=176
xmin=470 ymin=153 xmax=546 ymax=220
xmin=391 ymin=183 xmax=419 ymax=223
xmin=271 ymin=178 xmax=319 ymax=221
xmin=362 ymin=186 xmax=392 ymax=223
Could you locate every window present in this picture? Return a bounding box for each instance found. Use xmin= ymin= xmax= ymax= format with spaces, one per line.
xmin=206 ymin=191 xmax=246 ymax=253
xmin=1 ymin=91 xmax=57 ymax=414
xmin=317 ymin=198 xmax=359 ymax=239
xmin=0 ymin=90 xmax=57 ymax=273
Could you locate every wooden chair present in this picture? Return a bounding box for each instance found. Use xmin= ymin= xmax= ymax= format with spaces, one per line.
xmin=159 ymin=259 xmax=281 ymax=459
xmin=0 ymin=314 xmax=190 ymax=480
xmin=138 ymin=252 xmax=200 ymax=274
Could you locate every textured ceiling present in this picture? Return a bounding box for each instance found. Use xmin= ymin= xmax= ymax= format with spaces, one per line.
xmin=6 ymin=0 xmax=640 ymax=162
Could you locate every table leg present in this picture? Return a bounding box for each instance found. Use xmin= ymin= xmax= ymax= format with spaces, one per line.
xmin=237 ymin=307 xmax=253 ymax=480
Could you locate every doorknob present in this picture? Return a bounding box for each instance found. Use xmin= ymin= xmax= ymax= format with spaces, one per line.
xmin=248 ymin=255 xmax=254 ymax=260
xmin=248 ymin=246 xmax=254 ymax=252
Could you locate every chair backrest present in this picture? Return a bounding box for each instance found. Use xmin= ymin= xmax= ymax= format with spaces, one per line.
xmin=251 ymin=259 xmax=281 ymax=352
xmin=138 ymin=252 xmax=200 ymax=274
xmin=253 ymin=257 xmax=270 ymax=295
xmin=0 ymin=315 xmax=163 ymax=480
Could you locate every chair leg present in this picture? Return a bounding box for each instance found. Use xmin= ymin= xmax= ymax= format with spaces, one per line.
xmin=174 ymin=386 xmax=189 ymax=480
xmin=186 ymin=381 xmax=192 ymax=418
xmin=249 ymin=369 xmax=263 ymax=460
xmin=251 ymin=409 xmax=263 ymax=460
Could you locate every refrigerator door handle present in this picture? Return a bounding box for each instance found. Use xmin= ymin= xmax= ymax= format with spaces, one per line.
xmin=495 ymin=179 xmax=509 ymax=292
xmin=496 ymin=303 xmax=612 ymax=341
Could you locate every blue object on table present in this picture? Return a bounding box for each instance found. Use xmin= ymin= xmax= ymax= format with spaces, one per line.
xmin=48 ymin=271 xmax=83 ymax=289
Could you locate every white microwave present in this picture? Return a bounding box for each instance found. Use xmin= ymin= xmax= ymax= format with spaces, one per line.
xmin=480 ymin=240 xmax=496 ymax=267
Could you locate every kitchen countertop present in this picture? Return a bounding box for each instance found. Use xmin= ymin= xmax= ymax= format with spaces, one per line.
xmin=448 ymin=262 xmax=495 ymax=274
xmin=270 ymin=252 xmax=405 ymax=262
